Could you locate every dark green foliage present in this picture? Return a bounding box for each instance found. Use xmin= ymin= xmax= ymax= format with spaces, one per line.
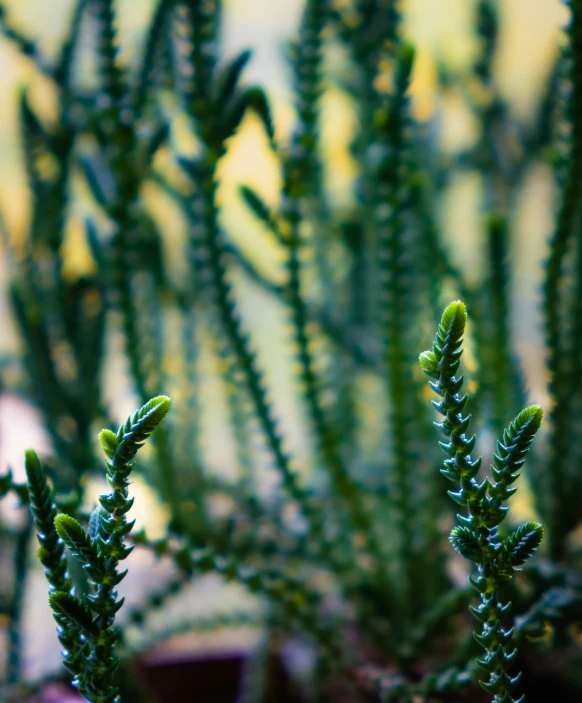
xmin=49 ymin=592 xmax=99 ymax=636
xmin=25 ymin=450 xmax=72 ymax=593
xmin=239 ymin=185 xmax=283 ymax=243
xmin=504 ymin=523 xmax=545 ymax=568
xmin=450 ymin=526 xmax=483 ymax=563
xmin=99 ymin=394 xmax=172 ymax=465
xmin=281 ymin=0 xmax=379 ymax=558
xmin=55 ymin=515 xmax=107 ymax=582
xmin=24 ymin=450 xmax=84 ymax=682
xmin=0 ymin=0 xmax=581 ymax=701
xmin=421 ymin=302 xmax=544 ymax=703
xmin=26 ymin=397 xmax=170 ymax=703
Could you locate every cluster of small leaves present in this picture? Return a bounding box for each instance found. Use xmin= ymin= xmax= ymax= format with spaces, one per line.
xmin=24 ymin=397 xmax=171 ymax=702
xmin=0 ymin=0 xmax=580 ymax=700
xmin=24 ymin=451 xmax=86 ymax=686
xmin=420 ymin=301 xmax=544 ymax=703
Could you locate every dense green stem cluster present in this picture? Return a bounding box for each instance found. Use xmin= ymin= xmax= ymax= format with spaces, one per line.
xmin=24 ymin=451 xmax=84 ymax=681
xmin=420 ymin=302 xmax=544 ymax=703
xmin=282 ymin=0 xmax=379 ymax=553
xmin=25 ymin=397 xmax=171 ymax=702
xmin=0 ymin=0 xmax=579 ymax=700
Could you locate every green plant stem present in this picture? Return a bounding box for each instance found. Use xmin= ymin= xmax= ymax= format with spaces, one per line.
xmin=421 ymin=302 xmax=544 ymax=703
xmin=150 ymin=172 xmax=380 ymax=373
xmin=542 ymin=0 xmax=582 ymax=558
xmin=283 ymin=0 xmax=383 ymax=568
xmin=48 ymin=396 xmax=171 ymax=702
xmin=7 ymin=516 xmax=32 ymax=687
xmin=25 ymin=450 xmax=85 ymax=681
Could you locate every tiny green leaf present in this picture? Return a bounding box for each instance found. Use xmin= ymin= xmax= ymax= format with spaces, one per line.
xmin=111 ymin=395 xmax=172 ymax=465
xmin=24 ymin=448 xmax=42 ymax=477
xmin=25 ymin=449 xmax=72 ymax=594
xmin=398 ymin=41 xmax=416 ymax=77
xmin=215 ymin=48 xmax=253 ymax=107
xmin=439 ymin=300 xmax=467 ymax=345
xmin=419 ymin=350 xmax=438 ymax=377
xmin=54 ymin=514 xmax=88 ymax=545
xmin=99 ymin=428 xmax=119 ymax=457
xmin=504 ymin=522 xmax=544 ymax=567
xmin=88 ymin=506 xmax=101 ymax=541
xmin=49 ymin=592 xmax=97 ymax=636
xmin=450 ymin=526 xmax=483 ymax=563
xmin=54 ymin=514 xmax=103 ymax=575
xmin=240 ymin=185 xmax=272 ymax=225
xmin=246 ymin=87 xmax=275 ymax=142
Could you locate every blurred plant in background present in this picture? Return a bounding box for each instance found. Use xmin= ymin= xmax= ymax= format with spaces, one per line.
xmin=0 ymin=0 xmax=581 ymax=701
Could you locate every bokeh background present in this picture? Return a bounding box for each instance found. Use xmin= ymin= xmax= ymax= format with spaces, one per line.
xmin=0 ymin=0 xmax=569 ymax=688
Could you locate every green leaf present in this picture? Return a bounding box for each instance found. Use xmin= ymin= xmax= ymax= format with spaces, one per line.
xmin=49 ymin=591 xmax=97 ymax=636
xmin=438 ymin=300 xmax=467 ymax=349
xmin=419 ymin=301 xmax=467 ymax=383
xmin=449 ymin=526 xmax=482 ymax=563
xmin=109 ymin=395 xmax=172 ymax=465
xmin=246 ymin=87 xmax=275 ymax=142
xmin=489 ymin=405 xmax=544 ymax=506
xmin=418 ymin=350 xmax=438 ymax=378
xmin=54 ymin=0 xmax=87 ymax=90
xmin=397 ymin=41 xmax=416 ymax=80
xmin=504 ymin=522 xmax=544 ymax=567
xmin=219 ymin=92 xmax=251 ymax=139
xmin=88 ymin=506 xmax=102 ymax=541
xmin=80 ymin=154 xmax=116 ymax=208
xmin=99 ymin=429 xmax=119 ymax=458
xmin=239 ymin=185 xmax=271 ymax=224
xmin=239 ymin=185 xmax=284 ymax=244
xmin=215 ymin=49 xmax=252 ymax=107
xmin=54 ymin=514 xmax=104 ymax=575
xmin=25 ymin=450 xmax=72 ymax=593
xmin=134 ymin=0 xmax=174 ymax=109
xmin=19 ymin=90 xmax=47 ymax=200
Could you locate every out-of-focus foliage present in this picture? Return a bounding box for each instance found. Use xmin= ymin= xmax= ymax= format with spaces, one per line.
xmin=0 ymin=0 xmax=581 ymax=702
